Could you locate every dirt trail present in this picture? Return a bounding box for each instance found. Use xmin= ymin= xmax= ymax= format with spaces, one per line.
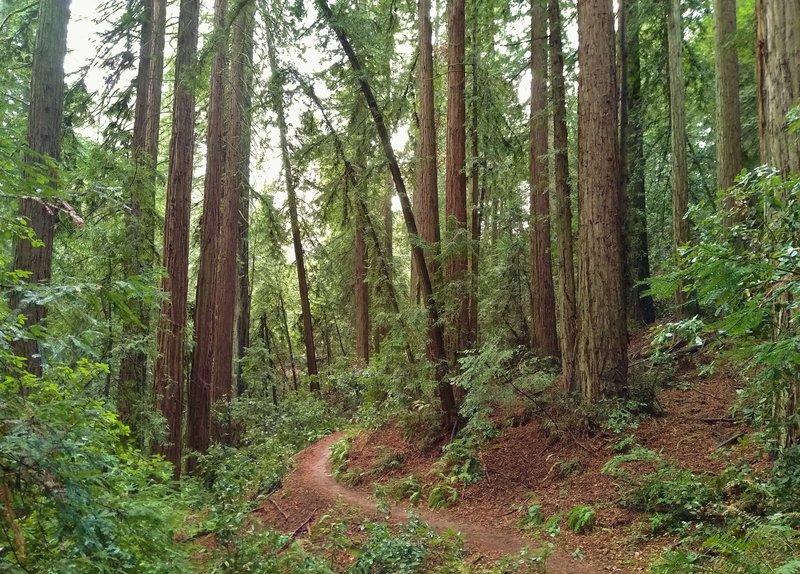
xmin=276 ymin=432 xmax=599 ymax=573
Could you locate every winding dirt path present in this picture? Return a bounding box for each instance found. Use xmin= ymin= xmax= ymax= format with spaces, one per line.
xmin=264 ymin=433 xmax=599 ymax=573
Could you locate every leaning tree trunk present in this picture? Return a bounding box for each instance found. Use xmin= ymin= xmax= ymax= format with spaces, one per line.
xmin=444 ymin=0 xmax=470 ymax=367
xmin=667 ymin=0 xmax=690 ymax=309
xmin=577 ymin=0 xmax=628 ymax=402
xmin=188 ymin=0 xmax=227 ymax=466
xmin=549 ymin=0 xmax=578 ymax=392
xmin=265 ymin=24 xmax=319 ymax=389
xmin=118 ymin=0 xmax=166 ymax=427
xmin=316 ymin=0 xmax=457 ymax=430
xmin=10 ymin=0 xmax=70 ymax=376
xmin=530 ymin=0 xmax=559 ymax=359
xmin=622 ymin=0 xmax=656 ymax=325
xmin=152 ymin=0 xmax=199 ymax=477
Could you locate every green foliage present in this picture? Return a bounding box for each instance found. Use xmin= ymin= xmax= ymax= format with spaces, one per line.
xmin=603 ymin=446 xmax=721 ymax=533
xmin=350 ymin=519 xmax=429 ymax=574
xmin=0 ymin=361 xmax=189 ymax=573
xmin=374 ymin=475 xmax=424 ymax=506
xmin=427 ymin=483 xmax=459 ymax=510
xmin=519 ymin=503 xmax=544 ymax=528
xmin=566 ymin=505 xmax=596 ymax=533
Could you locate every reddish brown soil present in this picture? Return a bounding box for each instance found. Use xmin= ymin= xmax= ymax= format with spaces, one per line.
xmin=257 ymin=346 xmax=751 ymax=572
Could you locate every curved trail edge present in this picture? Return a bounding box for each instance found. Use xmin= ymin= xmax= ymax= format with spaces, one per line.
xmin=287 ymin=432 xmax=598 ymax=573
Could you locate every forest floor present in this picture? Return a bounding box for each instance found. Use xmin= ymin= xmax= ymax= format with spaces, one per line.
xmin=256 ymin=341 xmax=758 ymax=572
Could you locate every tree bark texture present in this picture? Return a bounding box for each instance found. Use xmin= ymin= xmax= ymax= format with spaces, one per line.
xmin=548 ymin=0 xmax=578 ymax=392
xmin=667 ymin=0 xmax=690 ymax=307
xmin=530 ymin=0 xmax=559 ymax=359
xmin=10 ymin=0 xmax=70 ymax=376
xmin=354 ymin=206 xmax=370 ymax=364
xmin=714 ymin=0 xmax=743 ymax=197
xmin=445 ymin=0 xmax=469 ymax=365
xmin=622 ymin=0 xmax=656 ymax=325
xmin=577 ymin=0 xmax=628 ymax=402
xmin=152 ymin=0 xmax=199 ymax=477
xmin=188 ymin=0 xmax=227 ymax=464
xmin=412 ymin=0 xmax=441 ymax=307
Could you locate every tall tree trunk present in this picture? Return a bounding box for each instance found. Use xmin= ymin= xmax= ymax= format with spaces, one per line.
xmin=412 ymin=0 xmax=441 ymax=307
xmin=354 ymin=204 xmax=370 ymax=364
xmin=756 ymin=0 xmax=799 ymax=175
xmin=317 ymin=0 xmax=457 ymax=429
xmin=278 ymin=289 xmax=298 ymax=391
xmin=374 ymin=181 xmax=393 ymax=353
xmin=714 ymin=0 xmax=743 ymax=202
xmin=622 ymin=0 xmax=656 ymax=325
xmin=188 ymin=0 xmax=227 ymax=466
xmin=468 ymin=34 xmax=481 ymax=349
xmin=667 ymin=0 xmax=690 ymax=308
xmin=444 ymin=0 xmax=469 ymax=366
xmin=549 ymin=0 xmax=578 ymax=392
xmin=211 ymin=2 xmax=248 ymax=442
xmin=10 ymin=0 xmax=70 ymax=376
xmin=577 ymin=0 xmax=628 ymax=401
xmin=756 ymin=0 xmax=800 ymax=447
xmin=236 ymin=4 xmax=255 ymax=397
xmin=265 ymin=24 xmax=318 ymax=388
xmin=152 ymin=0 xmax=199 ymax=477
xmin=530 ymin=0 xmax=559 ymax=358
xmin=118 ymin=0 xmax=166 ymax=425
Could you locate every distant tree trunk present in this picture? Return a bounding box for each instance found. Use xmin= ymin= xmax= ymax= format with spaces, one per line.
xmin=411 ymin=0 xmax=440 ymax=307
xmin=151 ymin=0 xmax=199 ymax=478
xmin=549 ymin=0 xmax=578 ymax=392
xmin=354 ymin=205 xmax=370 ymax=364
xmin=714 ymin=0 xmax=743 ymax=203
xmin=756 ymin=0 xmax=800 ymax=447
xmin=374 ymin=181 xmax=393 ymax=353
xmin=10 ymin=0 xmax=70 ymax=376
xmin=622 ymin=0 xmax=656 ymax=325
xmin=118 ymin=0 xmax=166 ymax=425
xmin=667 ymin=0 xmax=690 ymax=308
xmin=188 ymin=0 xmax=227 ymax=465
xmin=317 ymin=0 xmax=457 ymax=429
xmin=756 ymin=0 xmax=799 ymax=175
xmin=265 ymin=26 xmax=318 ymax=389
xmin=236 ymin=4 xmax=255 ymax=397
xmin=530 ymin=0 xmax=559 ymax=359
xmin=211 ymin=2 xmax=249 ymax=442
xmin=278 ymin=289 xmax=298 ymax=391
xmin=445 ymin=0 xmax=469 ymax=366
xmin=468 ymin=38 xmax=481 ymax=348
xmin=577 ymin=0 xmax=628 ymax=401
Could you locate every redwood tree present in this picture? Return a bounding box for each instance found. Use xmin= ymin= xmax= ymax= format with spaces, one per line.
xmin=444 ymin=0 xmax=469 ymax=364
xmin=549 ymin=0 xmax=578 ymax=391
xmin=529 ymin=0 xmax=559 ymax=358
xmin=714 ymin=0 xmax=743 ymax=199
xmin=10 ymin=0 xmax=71 ymax=375
xmin=188 ymin=0 xmax=228 ymax=462
xmin=577 ymin=0 xmax=628 ymax=401
xmin=152 ymin=0 xmax=199 ymax=476
xmin=354 ymin=204 xmax=369 ymax=364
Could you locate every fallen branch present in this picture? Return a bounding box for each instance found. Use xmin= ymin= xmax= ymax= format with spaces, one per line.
xmin=714 ymin=432 xmax=744 ymax=450
xmin=269 ymin=497 xmax=289 ymax=520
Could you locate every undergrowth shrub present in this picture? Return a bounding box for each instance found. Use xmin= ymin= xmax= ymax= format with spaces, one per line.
xmin=567 ymin=504 xmax=596 ymax=533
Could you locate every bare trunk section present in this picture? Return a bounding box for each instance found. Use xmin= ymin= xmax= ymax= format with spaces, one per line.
xmin=548 ymin=0 xmax=578 ymax=392
xmin=714 ymin=0 xmax=743 ymax=201
xmin=211 ymin=2 xmax=249 ymax=442
xmin=530 ymin=0 xmax=559 ymax=359
xmin=667 ymin=0 xmax=690 ymax=309
xmin=317 ymin=0 xmax=457 ymax=430
xmin=445 ymin=0 xmax=469 ymax=366
xmin=265 ymin=24 xmax=318 ymax=388
xmin=354 ymin=205 xmax=370 ymax=364
xmin=10 ymin=0 xmax=70 ymax=376
xmin=118 ymin=0 xmax=166 ymax=426
xmin=188 ymin=0 xmax=227 ymax=466
xmin=577 ymin=0 xmax=628 ymax=401
xmin=468 ymin=35 xmax=481 ymax=348
xmin=152 ymin=0 xmax=199 ymax=477
xmin=412 ymin=0 xmax=441 ymax=307
xmin=622 ymin=0 xmax=656 ymax=325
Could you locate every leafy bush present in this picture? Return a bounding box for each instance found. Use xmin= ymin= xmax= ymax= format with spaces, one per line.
xmin=349 ymin=518 xmax=429 ymax=574
xmin=374 ymin=475 xmax=424 ymax=506
xmin=566 ymin=505 xmax=596 ymax=533
xmin=427 ymin=483 xmax=459 ymax=510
